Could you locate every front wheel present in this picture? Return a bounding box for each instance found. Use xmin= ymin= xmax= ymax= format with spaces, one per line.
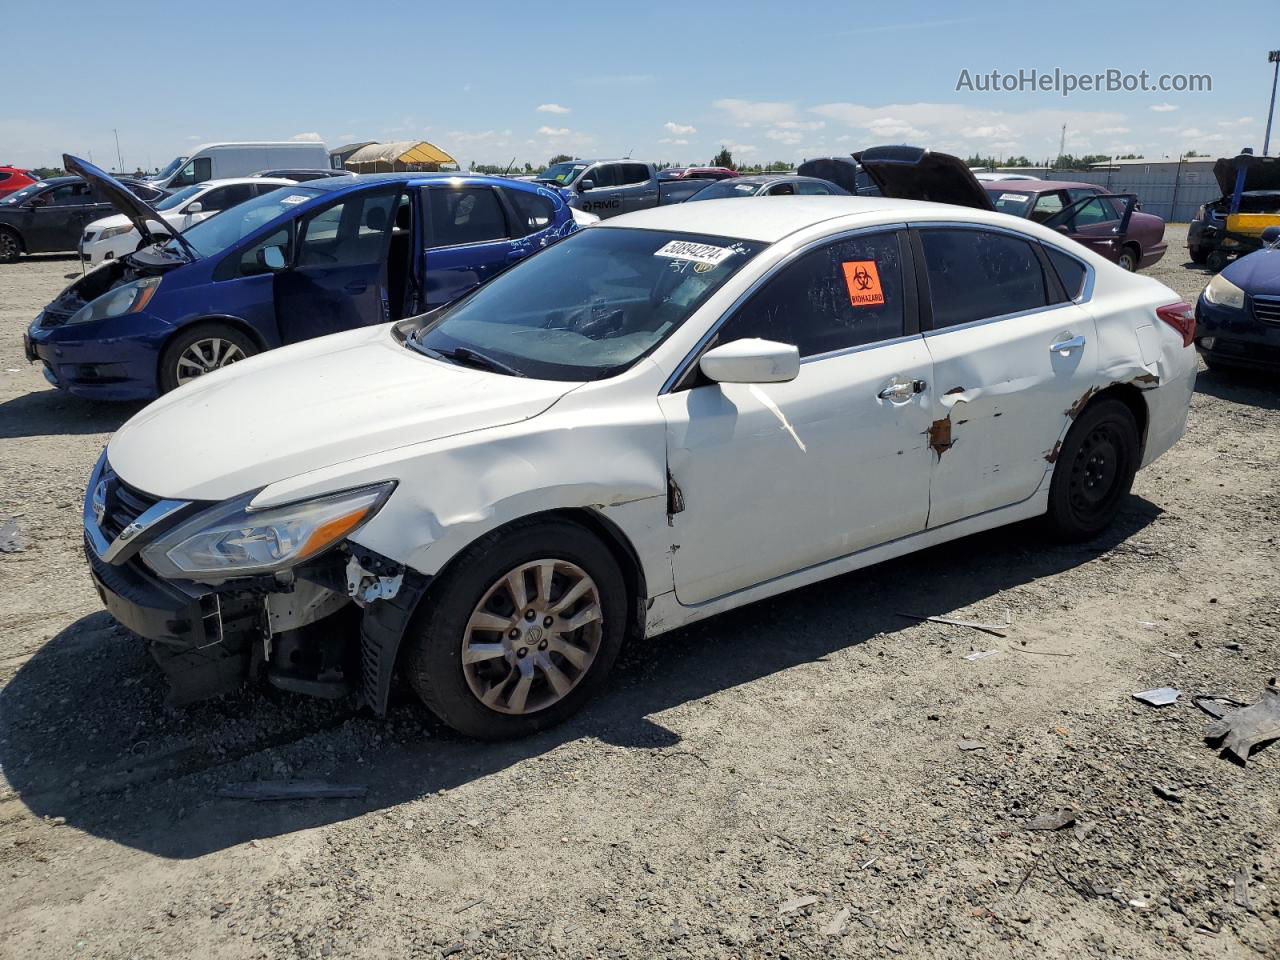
xmin=158 ymin=322 xmax=257 ymax=393
xmin=404 ymin=519 xmax=628 ymax=739
xmin=0 ymin=229 xmax=21 ymax=263
xmin=1188 ymin=246 xmax=1209 ymax=265
xmin=1045 ymin=398 xmax=1140 ymax=542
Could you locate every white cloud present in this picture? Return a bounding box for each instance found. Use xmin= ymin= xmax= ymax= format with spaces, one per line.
xmin=658 ymin=137 xmax=690 ymax=145
xmin=537 ymin=126 xmax=572 ymax=137
xmin=664 ymin=121 xmax=697 ymax=135
xmin=1094 ymin=126 xmax=1131 ymax=135
xmin=766 ymin=129 xmax=802 ymax=144
xmin=725 ymin=141 xmax=758 ymax=155
xmin=537 ymin=103 xmax=571 ymax=114
xmin=1218 ymin=116 xmax=1255 ymax=128
xmin=713 ymin=99 xmax=799 ymax=125
xmin=1150 ymin=103 xmax=1179 ymax=112
xmin=290 ymin=132 xmax=323 ymax=142
xmin=448 ymin=130 xmax=498 ymax=143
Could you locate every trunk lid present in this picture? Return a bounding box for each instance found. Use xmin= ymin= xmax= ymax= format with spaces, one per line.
xmin=849 ymin=145 xmax=995 ymax=211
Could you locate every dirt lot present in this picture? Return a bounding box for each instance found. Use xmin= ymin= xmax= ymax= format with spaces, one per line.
xmin=1 ymin=226 xmax=1278 ymax=959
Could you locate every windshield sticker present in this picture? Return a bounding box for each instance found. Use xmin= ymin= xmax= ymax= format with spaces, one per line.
xmin=841 ymin=261 xmax=885 ymax=307
xmin=999 ymin=193 xmax=1029 ymax=203
xmin=279 ymin=194 xmax=310 ymax=206
xmin=653 ymin=240 xmax=736 ymax=266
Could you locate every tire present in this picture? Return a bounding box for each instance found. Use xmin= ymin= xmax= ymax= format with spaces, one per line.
xmin=0 ymin=228 xmax=21 ymax=263
xmin=1189 ymin=246 xmax=1209 ymax=265
xmin=1206 ymin=250 xmax=1229 ymax=273
xmin=1116 ymin=246 xmax=1139 ymax=272
xmin=1045 ymin=398 xmax=1140 ymax=542
xmin=403 ymin=518 xmax=628 ymax=740
xmin=158 ymin=322 xmax=257 ymax=394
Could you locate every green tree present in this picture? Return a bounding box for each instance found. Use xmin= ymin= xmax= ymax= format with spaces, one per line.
xmin=548 ymin=153 xmax=574 ymax=166
xmin=710 ymin=147 xmax=735 ymax=170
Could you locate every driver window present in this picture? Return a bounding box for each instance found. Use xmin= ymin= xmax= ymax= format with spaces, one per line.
xmin=1070 ymin=198 xmax=1117 ymax=227
xmin=47 ymin=183 xmax=93 ymax=206
xmin=766 ymin=182 xmax=796 ymax=196
xmin=585 ymin=165 xmax=617 ymax=189
xmin=298 ymin=192 xmax=398 ymax=267
xmin=1030 ymin=192 xmax=1065 ymax=223
xmin=716 ymin=231 xmax=906 ymax=358
xmin=173 ymin=157 xmax=213 ymax=187
xmin=229 ymin=228 xmax=291 ymax=278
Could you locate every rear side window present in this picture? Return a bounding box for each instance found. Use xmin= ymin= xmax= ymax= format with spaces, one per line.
xmin=718 ymin=230 xmax=906 ymax=357
xmin=920 ymin=229 xmax=1048 ymax=328
xmin=794 ymin=180 xmax=833 ymax=195
xmin=621 ymin=163 xmax=650 ymax=185
xmin=1045 ymin=245 xmax=1088 ymax=299
xmin=0 ymin=172 xmax=10 ymax=183
xmin=199 ymin=183 xmax=254 ymax=213
xmin=427 ymin=187 xmax=508 ymax=246
xmin=506 ymin=188 xmax=556 ymax=233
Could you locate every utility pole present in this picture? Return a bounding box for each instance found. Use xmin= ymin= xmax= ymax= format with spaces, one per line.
xmin=113 ymin=128 xmax=124 ymax=173
xmin=1265 ymin=50 xmax=1280 ymax=156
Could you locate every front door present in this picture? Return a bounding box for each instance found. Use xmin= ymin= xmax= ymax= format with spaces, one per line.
xmin=659 ymin=228 xmax=934 ymax=605
xmin=1043 ymin=193 xmax=1135 ymax=264
xmin=577 ymin=164 xmax=623 ymax=218
xmin=422 ymin=185 xmax=517 ymax=308
xmin=273 ymin=188 xmax=399 ymax=343
xmin=913 ymin=226 xmax=1098 ymax=527
xmin=28 ymin=181 xmax=103 ymax=251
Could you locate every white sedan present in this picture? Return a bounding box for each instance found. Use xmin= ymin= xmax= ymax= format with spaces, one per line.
xmin=79 ymin=177 xmax=295 ymax=264
xmin=83 ymin=193 xmax=1196 ymax=738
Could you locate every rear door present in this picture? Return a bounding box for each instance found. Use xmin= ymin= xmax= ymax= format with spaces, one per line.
xmin=913 ymin=226 xmax=1097 ymax=527
xmin=618 ymin=163 xmax=658 ymax=213
xmin=273 ymin=187 xmax=400 ymax=342
xmin=1044 ymin=192 xmax=1135 ymax=263
xmin=422 ymin=184 xmax=517 ymax=307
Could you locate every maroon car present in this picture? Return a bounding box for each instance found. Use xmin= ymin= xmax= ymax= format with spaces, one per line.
xmin=982 ymin=180 xmax=1167 ymax=271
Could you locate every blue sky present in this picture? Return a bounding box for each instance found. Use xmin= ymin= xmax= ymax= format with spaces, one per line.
xmin=6 ymin=0 xmax=1278 ymax=171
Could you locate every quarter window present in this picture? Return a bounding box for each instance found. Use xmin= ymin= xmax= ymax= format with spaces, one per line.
xmin=717 ymin=231 xmax=906 ymax=358
xmin=427 ymin=187 xmax=508 ymax=246
xmin=506 ymin=189 xmax=556 ymax=233
xmin=1045 ymin=245 xmax=1088 ymax=299
xmin=920 ymin=229 xmax=1048 ymax=328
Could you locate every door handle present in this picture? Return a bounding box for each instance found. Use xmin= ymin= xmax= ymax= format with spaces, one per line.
xmin=878 ymin=380 xmax=922 ymax=402
xmin=343 ymin=281 xmax=368 ymax=294
xmin=1049 ymin=334 xmax=1086 ymax=355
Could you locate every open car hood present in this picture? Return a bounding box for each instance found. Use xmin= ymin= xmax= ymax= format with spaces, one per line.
xmin=1212 ymin=153 xmax=1280 ymax=198
xmin=795 ymin=157 xmax=879 ymax=196
xmin=848 ymin=145 xmax=995 ymax=211
xmin=63 ymin=154 xmax=196 ymax=259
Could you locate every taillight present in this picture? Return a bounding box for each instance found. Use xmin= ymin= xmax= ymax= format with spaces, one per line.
xmin=1156 ymin=301 xmax=1196 ymax=348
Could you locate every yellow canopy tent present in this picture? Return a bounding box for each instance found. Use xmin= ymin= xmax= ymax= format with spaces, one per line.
xmin=342 ymin=140 xmax=457 ymax=173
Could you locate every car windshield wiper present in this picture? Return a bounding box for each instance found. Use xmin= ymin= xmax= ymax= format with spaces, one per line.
xmin=418 ymin=344 xmax=526 ymax=378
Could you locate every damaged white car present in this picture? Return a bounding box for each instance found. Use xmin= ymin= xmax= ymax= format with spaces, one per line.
xmin=83 ymin=149 xmax=1196 ymax=738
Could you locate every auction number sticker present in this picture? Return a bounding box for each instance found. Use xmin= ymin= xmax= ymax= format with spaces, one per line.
xmin=841 ymin=261 xmax=885 ymax=307
xmin=653 ymin=240 xmax=735 ymax=267
xmin=280 ymin=195 xmax=311 ymax=205
xmin=998 ymin=193 xmax=1029 ymax=203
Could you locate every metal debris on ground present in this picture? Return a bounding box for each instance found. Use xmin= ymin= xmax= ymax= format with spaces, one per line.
xmin=1133 ymin=687 xmax=1180 ymax=707
xmin=1233 ymin=868 xmax=1253 ymax=911
xmin=898 ymin=613 xmax=1008 ymax=637
xmin=956 ymin=740 xmax=987 ymax=751
xmin=215 ymin=780 xmax=368 ymax=801
xmin=1192 ymin=693 xmax=1250 ymax=720
xmin=1204 ymin=681 xmax=1280 ymax=765
xmin=1152 ymin=784 xmax=1183 ymax=803
xmin=822 ymin=907 xmax=851 ymax=936
xmin=778 ymin=895 xmax=818 ymax=915
xmin=1024 ymin=807 xmax=1077 ymax=831
xmin=963 ymin=650 xmax=999 ymax=661
xmin=0 ymin=519 xmax=27 ymax=553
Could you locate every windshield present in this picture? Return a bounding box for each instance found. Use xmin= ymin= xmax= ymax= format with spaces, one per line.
xmin=0 ymin=182 xmax=48 ymax=206
xmin=687 ymin=180 xmax=762 ymax=201
xmin=176 ymin=186 xmax=322 ymax=258
xmin=410 ymin=228 xmax=767 ymax=381
xmin=152 ymin=156 xmax=188 ymax=181
xmin=985 ymin=188 xmax=1033 ymax=216
xmin=536 ymin=162 xmax=587 ymax=185
xmin=155 ymin=184 xmax=205 ymax=211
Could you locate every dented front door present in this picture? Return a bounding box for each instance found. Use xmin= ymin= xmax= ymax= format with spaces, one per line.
xmin=914 ymin=227 xmax=1098 ymax=527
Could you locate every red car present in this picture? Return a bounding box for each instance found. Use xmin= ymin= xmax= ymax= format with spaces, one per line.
xmin=659 ymin=166 xmax=739 ymax=181
xmin=0 ymin=166 xmax=38 ymax=199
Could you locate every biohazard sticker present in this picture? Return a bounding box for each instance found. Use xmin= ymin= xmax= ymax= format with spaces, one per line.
xmin=653 ymin=240 xmax=735 ymax=267
xmin=841 ymin=260 xmax=885 ymax=307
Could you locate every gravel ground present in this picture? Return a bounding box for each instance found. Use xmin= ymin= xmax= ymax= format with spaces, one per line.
xmin=1 ymin=227 xmax=1278 ymax=959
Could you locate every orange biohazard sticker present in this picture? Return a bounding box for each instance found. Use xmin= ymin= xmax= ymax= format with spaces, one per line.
xmin=841 ymin=260 xmax=885 ymax=307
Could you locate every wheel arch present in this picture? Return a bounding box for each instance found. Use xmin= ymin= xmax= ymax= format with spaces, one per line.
xmin=155 ymin=315 xmax=268 ymax=386
xmin=1081 ymin=382 xmax=1150 ymax=460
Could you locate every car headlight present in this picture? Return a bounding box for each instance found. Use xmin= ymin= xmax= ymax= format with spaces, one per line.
xmin=66 ymin=277 xmax=161 ymax=325
xmin=141 ymin=481 xmax=395 ymax=579
xmin=98 ymin=224 xmax=136 ymax=241
xmin=1203 ymin=273 xmax=1245 ymax=310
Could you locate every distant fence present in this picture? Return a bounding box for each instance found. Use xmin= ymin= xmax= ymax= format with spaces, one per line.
xmin=1014 ymin=166 xmax=1219 ymax=222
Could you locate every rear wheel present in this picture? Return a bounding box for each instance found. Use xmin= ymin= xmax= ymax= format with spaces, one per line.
xmin=158 ymin=322 xmax=257 ymax=393
xmin=0 ymin=228 xmax=21 ymax=263
xmin=1117 ymin=246 xmax=1139 ymax=272
xmin=404 ymin=519 xmax=627 ymax=739
xmin=1045 ymin=398 xmax=1140 ymax=541
xmin=1189 ymin=246 xmax=1209 ymax=265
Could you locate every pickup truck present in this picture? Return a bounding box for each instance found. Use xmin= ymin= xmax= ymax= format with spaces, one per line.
xmin=533 ymin=159 xmax=709 ymax=219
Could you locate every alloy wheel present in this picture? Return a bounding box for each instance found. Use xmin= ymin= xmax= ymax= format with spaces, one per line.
xmin=461 ymin=558 xmax=604 ymax=715
xmin=175 ymin=337 xmax=247 ymax=384
xmin=1118 ymin=250 xmax=1137 ymax=272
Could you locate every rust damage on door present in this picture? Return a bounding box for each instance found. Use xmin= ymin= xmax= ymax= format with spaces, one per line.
xmin=927 ymin=416 xmax=953 ymax=457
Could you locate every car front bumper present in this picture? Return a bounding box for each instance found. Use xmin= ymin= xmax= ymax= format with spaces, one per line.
xmin=1195 ymin=296 xmax=1280 ymax=371
xmin=25 ymin=310 xmax=171 ymax=401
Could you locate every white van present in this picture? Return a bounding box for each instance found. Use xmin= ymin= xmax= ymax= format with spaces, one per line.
xmin=149 ymin=142 xmax=328 ymax=191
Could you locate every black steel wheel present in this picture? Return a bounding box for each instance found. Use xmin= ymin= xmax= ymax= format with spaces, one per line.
xmin=1045 ymin=397 xmax=1139 ymax=541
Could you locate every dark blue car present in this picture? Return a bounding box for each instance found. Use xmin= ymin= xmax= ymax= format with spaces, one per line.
xmin=25 ymin=156 xmax=580 ymax=400
xmin=1195 ymin=226 xmax=1280 ymax=372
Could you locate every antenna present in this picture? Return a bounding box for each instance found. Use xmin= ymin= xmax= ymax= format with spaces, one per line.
xmin=502 ymin=155 xmax=516 ymax=175
xmin=114 ymin=128 xmax=124 ymax=173
xmin=1058 ymin=124 xmax=1067 ymax=162
xmin=624 ymin=147 xmax=632 ymax=159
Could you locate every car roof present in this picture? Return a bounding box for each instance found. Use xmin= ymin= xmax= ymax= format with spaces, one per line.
xmin=194 ymin=177 xmax=296 ymax=189
xmin=302 ymin=171 xmax=543 ymax=193
xmin=981 ymin=180 xmax=1094 ymax=193
xmin=599 ymin=196 xmax=1008 ymax=243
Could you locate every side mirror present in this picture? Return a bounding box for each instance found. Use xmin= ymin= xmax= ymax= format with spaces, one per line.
xmin=256 ymin=245 xmax=287 ymax=271
xmin=1262 ymin=226 xmax=1280 ymax=245
xmin=699 ymin=338 xmax=800 ymax=384
xmin=186 ymin=201 xmax=203 ymax=214
xmin=579 ymin=179 xmax=595 ymax=192
xmin=1055 ymin=224 xmax=1071 ymax=235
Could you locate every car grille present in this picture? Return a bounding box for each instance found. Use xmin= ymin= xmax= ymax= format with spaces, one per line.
xmin=100 ymin=466 xmax=161 ymax=542
xmin=1252 ymin=296 xmax=1280 ymax=325
xmin=39 ymin=305 xmax=74 ymax=328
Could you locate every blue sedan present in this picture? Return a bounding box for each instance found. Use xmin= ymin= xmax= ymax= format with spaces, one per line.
xmin=1195 ymin=226 xmax=1280 ymax=372
xmin=25 ymin=156 xmax=579 ymax=400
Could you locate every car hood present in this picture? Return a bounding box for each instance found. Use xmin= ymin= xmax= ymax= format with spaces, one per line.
xmin=63 ymin=154 xmax=195 ymax=258
xmin=1221 ymin=247 xmax=1280 ymax=298
xmin=107 ymin=325 xmax=583 ymax=502
xmin=1212 ymin=154 xmax=1280 ymax=197
xmin=849 ymin=145 xmax=995 ymax=211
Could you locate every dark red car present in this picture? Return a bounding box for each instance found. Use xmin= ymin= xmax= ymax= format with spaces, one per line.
xmin=0 ymin=166 xmax=38 ymax=199
xmin=661 ymin=166 xmax=739 ymax=181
